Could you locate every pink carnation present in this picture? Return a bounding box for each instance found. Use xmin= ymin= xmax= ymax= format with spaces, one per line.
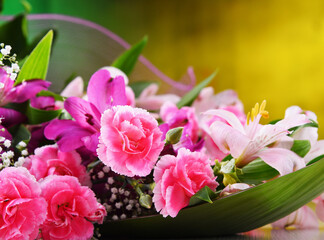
xmin=0 ymin=167 xmax=47 ymax=240
xmin=97 ymin=105 xmax=164 ymax=177
xmin=153 ymin=148 xmax=218 ymax=217
xmin=40 ymin=175 xmax=107 ymax=240
xmin=24 ymin=145 xmax=91 ymax=186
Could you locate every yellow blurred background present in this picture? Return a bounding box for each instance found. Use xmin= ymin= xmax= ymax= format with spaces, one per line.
xmin=4 ymin=0 xmax=324 ymax=137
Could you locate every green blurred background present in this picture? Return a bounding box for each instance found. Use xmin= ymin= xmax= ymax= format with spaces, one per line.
xmin=3 ymin=0 xmax=324 ymax=137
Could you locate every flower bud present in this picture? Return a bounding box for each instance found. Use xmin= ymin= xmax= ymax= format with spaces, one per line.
xmin=166 ymin=127 xmax=183 ymax=144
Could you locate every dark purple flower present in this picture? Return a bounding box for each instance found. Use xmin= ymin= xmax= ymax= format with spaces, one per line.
xmin=44 ymin=69 xmax=127 ymax=154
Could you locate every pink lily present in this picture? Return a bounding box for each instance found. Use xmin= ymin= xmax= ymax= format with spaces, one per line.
xmin=272 ymin=205 xmax=318 ymax=229
xmin=193 ymin=88 xmax=244 ymax=115
xmin=0 ymin=68 xmax=51 ymax=127
xmin=136 ymin=83 xmax=180 ymax=111
xmin=44 ymin=68 xmax=127 ymax=154
xmin=204 ymin=101 xmax=308 ymax=175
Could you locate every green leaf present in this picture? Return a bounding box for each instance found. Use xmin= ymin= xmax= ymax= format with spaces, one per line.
xmin=306 ymin=154 xmax=324 ymax=166
xmin=237 ymin=158 xmax=279 ymax=185
xmin=112 ymin=36 xmax=148 ymax=75
xmin=288 ymin=119 xmax=319 ymax=136
xmin=9 ymin=124 xmax=31 ymax=148
xmin=291 ymin=140 xmax=311 ymax=157
xmin=15 ymin=30 xmax=53 ymax=85
xmin=176 ymin=70 xmax=218 ymax=108
xmin=0 ymin=0 xmax=3 ymax=13
xmin=189 ymin=186 xmax=218 ymax=205
xmin=0 ymin=14 xmax=28 ymax=56
xmin=129 ymin=81 xmax=156 ymax=98
xmin=37 ymin=90 xmax=65 ymax=101
xmin=100 ymin=158 xmax=324 ymax=238
xmin=26 ymin=104 xmax=62 ymax=125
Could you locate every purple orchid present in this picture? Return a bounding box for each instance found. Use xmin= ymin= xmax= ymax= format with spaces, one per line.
xmin=44 ymin=69 xmax=127 ymax=154
xmin=0 ymin=68 xmax=51 ymax=127
xmin=159 ymin=101 xmax=203 ymax=152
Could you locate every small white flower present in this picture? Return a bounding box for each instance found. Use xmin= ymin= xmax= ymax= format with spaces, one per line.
xmin=0 ymin=137 xmax=5 ymax=142
xmin=10 ymin=73 xmax=17 ymax=80
xmin=112 ymin=215 xmax=118 ymax=221
xmin=0 ymin=82 xmax=4 ymax=89
xmin=11 ymin=63 xmax=19 ymax=72
xmin=6 ymin=67 xmax=13 ymax=74
xmin=6 ymin=150 xmax=14 ymax=158
xmin=18 ymin=141 xmax=27 ymax=148
xmin=120 ymin=214 xmax=127 ymax=220
xmin=4 ymin=139 xmax=11 ymax=148
xmin=107 ymin=177 xmax=114 ymax=184
xmin=21 ymin=149 xmax=28 ymax=156
xmin=111 ymin=187 xmax=118 ymax=194
xmin=3 ymin=158 xmax=10 ymax=167
xmin=97 ymin=171 xmax=104 ymax=179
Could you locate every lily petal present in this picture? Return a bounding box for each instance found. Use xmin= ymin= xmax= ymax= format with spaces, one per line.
xmin=204 ymin=109 xmax=245 ymax=134
xmin=257 ymin=148 xmax=305 ymax=176
xmin=209 ymin=121 xmax=250 ymax=158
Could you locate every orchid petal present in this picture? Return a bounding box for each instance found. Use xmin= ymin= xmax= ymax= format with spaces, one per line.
xmin=0 ymin=107 xmax=26 ymax=127
xmin=64 ymin=97 xmax=101 ymax=131
xmin=44 ymin=119 xmax=94 ymax=152
xmin=6 ymin=79 xmax=51 ymax=103
xmin=101 ymin=66 xmax=129 ymax=85
xmin=87 ymin=69 xmax=127 ymax=113
xmin=257 ymin=148 xmax=305 ymax=176
xmin=209 ymin=121 xmax=250 ymax=158
xmin=204 ymin=109 xmax=245 ymax=134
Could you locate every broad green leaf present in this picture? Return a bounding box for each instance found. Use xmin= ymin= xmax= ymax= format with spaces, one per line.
xmin=37 ymin=90 xmax=65 ymax=101
xmin=129 ymin=81 xmax=157 ymax=98
xmin=291 ymin=140 xmax=311 ymax=157
xmin=16 ymin=30 xmax=53 ymax=85
xmin=189 ymin=186 xmax=218 ymax=205
xmin=0 ymin=0 xmax=3 ymax=13
xmin=112 ymin=36 xmax=148 ymax=75
xmin=0 ymin=14 xmax=28 ymax=57
xmin=176 ymin=70 xmax=218 ymax=108
xmin=26 ymin=104 xmax=62 ymax=125
xmin=237 ymin=158 xmax=279 ymax=184
xmin=100 ymin=158 xmax=324 ymax=238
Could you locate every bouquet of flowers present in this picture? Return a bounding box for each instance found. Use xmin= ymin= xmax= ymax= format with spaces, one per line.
xmin=1 ymin=11 xmax=324 ymax=240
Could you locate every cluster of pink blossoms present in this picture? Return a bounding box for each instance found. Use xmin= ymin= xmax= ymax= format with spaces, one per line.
xmin=2 ymin=62 xmax=324 ymax=240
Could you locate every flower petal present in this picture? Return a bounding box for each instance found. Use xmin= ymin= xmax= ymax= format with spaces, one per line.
xmin=257 ymin=148 xmax=305 ymax=176
xmin=44 ymin=119 xmax=94 ymax=152
xmin=0 ymin=107 xmax=26 ymax=128
xmin=64 ymin=97 xmax=101 ymax=131
xmin=87 ymin=69 xmax=127 ymax=113
xmin=209 ymin=121 xmax=250 ymax=158
xmin=6 ymin=80 xmax=51 ymax=103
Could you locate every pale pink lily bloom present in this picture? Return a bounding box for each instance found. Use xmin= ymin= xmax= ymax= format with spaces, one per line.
xmin=220 ymin=183 xmax=251 ymax=197
xmin=192 ymin=88 xmax=244 ymax=115
xmin=272 ymin=205 xmax=318 ymax=229
xmin=136 ymin=83 xmax=180 ymax=111
xmin=285 ymin=106 xmax=318 ymax=146
xmin=204 ymin=102 xmax=309 ymax=175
